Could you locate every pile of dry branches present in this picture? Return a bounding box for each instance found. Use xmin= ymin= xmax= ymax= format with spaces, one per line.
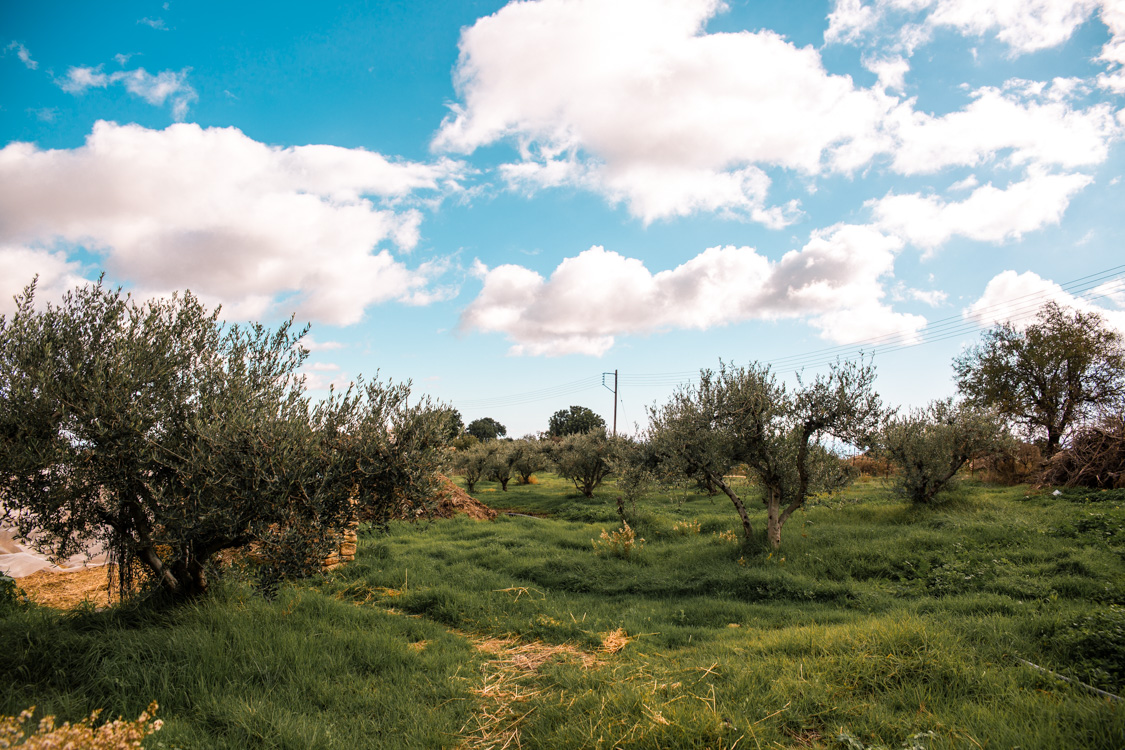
xmin=1040 ymin=416 xmax=1125 ymax=489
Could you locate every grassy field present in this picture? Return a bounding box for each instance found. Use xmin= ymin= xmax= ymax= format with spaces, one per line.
xmin=2 ymin=474 xmax=1123 ymax=748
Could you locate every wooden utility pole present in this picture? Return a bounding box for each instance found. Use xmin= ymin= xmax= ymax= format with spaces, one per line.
xmin=602 ymin=370 xmax=618 ymax=436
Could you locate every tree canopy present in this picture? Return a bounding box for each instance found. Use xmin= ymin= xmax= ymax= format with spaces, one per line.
xmin=954 ymin=302 xmax=1125 ymax=455
xmin=466 ymin=417 xmax=507 ymax=441
xmin=547 ymin=405 xmax=606 ymax=437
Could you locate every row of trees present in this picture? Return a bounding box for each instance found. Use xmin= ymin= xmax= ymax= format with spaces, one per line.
xmin=451 ymin=430 xmax=614 ymax=498
xmin=446 ymin=405 xmax=606 ymax=446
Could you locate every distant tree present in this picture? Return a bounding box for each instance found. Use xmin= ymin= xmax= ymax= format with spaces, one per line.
xmin=879 ymin=399 xmax=1012 ymax=504
xmin=511 ymin=437 xmax=547 ymax=484
xmin=552 ymin=429 xmax=614 ymax=498
xmin=606 ymin=436 xmax=657 ymax=520
xmin=0 ymin=279 xmax=446 ymax=599
xmin=467 ymin=417 xmax=507 ymax=441
xmin=954 ymin=302 xmax=1125 ymax=456
xmin=452 ymin=441 xmax=492 ymax=493
xmin=485 ymin=440 xmax=520 ymax=491
xmin=648 ymin=360 xmax=881 ymax=549
xmin=548 ymin=405 xmax=606 ymax=437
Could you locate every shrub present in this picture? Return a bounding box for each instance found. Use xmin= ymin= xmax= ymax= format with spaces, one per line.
xmin=880 ymin=399 xmax=1011 ymax=504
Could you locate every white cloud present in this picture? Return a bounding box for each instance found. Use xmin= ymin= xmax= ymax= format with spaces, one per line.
xmin=58 ymin=65 xmax=198 ymax=120
xmin=887 ymin=82 xmax=1120 ymax=175
xmin=826 ymin=0 xmax=1110 ymax=55
xmin=825 ymin=0 xmax=881 ymax=44
xmin=948 ymin=174 xmax=979 ymax=191
xmin=433 ymin=0 xmax=1118 ymax=224
xmin=0 ymin=121 xmax=466 ymax=326
xmin=300 ymin=369 xmax=354 ymax=392
xmin=6 ymin=41 xmax=38 ymax=70
xmin=460 ymin=225 xmax=926 ymax=355
xmin=59 ymin=65 xmax=111 ymax=92
xmin=870 ymin=168 xmax=1093 ymax=250
xmin=965 ymin=269 xmax=1125 ymax=331
xmin=863 ymin=55 xmax=910 ymax=91
xmin=138 ymin=17 xmax=168 ymax=31
xmin=302 ymin=335 xmax=346 ymax=351
xmin=435 ymin=0 xmax=895 ymax=223
xmin=0 ymin=245 xmax=88 ymax=314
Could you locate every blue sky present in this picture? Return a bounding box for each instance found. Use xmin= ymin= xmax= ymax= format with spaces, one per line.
xmin=3 ymin=0 xmax=1125 ymax=437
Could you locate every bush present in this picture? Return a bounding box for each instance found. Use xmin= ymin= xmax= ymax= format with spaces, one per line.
xmin=880 ymin=399 xmax=1011 ymax=504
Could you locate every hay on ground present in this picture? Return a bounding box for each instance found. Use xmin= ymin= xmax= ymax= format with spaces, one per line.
xmin=459 ymin=635 xmax=600 ymax=749
xmin=16 ymin=566 xmax=113 ymax=610
xmin=432 ymin=474 xmax=497 ymax=521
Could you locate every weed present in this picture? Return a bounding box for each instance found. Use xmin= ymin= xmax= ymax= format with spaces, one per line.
xmin=673 ymin=519 xmax=701 ymax=535
xmin=592 ymin=521 xmax=645 ymax=558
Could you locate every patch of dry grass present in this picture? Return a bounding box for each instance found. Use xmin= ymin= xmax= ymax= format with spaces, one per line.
xmin=15 ymin=566 xmax=112 ymax=609
xmin=458 ymin=635 xmax=601 ymax=749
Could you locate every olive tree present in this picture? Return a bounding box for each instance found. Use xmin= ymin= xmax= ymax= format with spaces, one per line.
xmin=879 ymin=399 xmax=1011 ymax=504
xmin=0 ymin=279 xmax=446 ymax=599
xmin=452 ymin=440 xmax=492 ymax=493
xmin=606 ymin=436 xmax=657 ymax=520
xmin=954 ymin=302 xmax=1125 ymax=456
xmin=648 ymin=360 xmax=881 ymax=549
xmin=510 ymin=437 xmax=547 ymax=484
xmin=552 ymin=429 xmax=613 ymax=498
xmin=485 ymin=440 xmax=519 ymax=491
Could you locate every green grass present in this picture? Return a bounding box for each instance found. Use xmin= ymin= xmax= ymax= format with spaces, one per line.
xmin=3 ymin=473 xmax=1124 ymax=748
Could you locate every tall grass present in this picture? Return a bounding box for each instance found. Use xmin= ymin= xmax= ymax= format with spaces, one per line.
xmin=2 ymin=473 xmax=1123 ymax=748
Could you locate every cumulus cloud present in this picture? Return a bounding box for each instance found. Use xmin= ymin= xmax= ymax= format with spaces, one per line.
xmin=58 ymin=65 xmax=197 ymax=120
xmin=0 ymin=245 xmax=88 ymax=314
xmin=887 ymin=81 xmax=1120 ymax=175
xmin=6 ymin=41 xmax=38 ymax=70
xmin=434 ymin=0 xmax=896 ymax=223
xmin=863 ymin=55 xmax=910 ymax=91
xmin=965 ymin=269 xmax=1125 ymax=331
xmin=460 ymin=225 xmax=926 ymax=355
xmin=870 ymin=168 xmax=1093 ymax=251
xmin=433 ymin=0 xmax=1118 ymax=226
xmin=827 ymin=0 xmax=1111 ymax=55
xmin=0 ymin=121 xmax=466 ymax=325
